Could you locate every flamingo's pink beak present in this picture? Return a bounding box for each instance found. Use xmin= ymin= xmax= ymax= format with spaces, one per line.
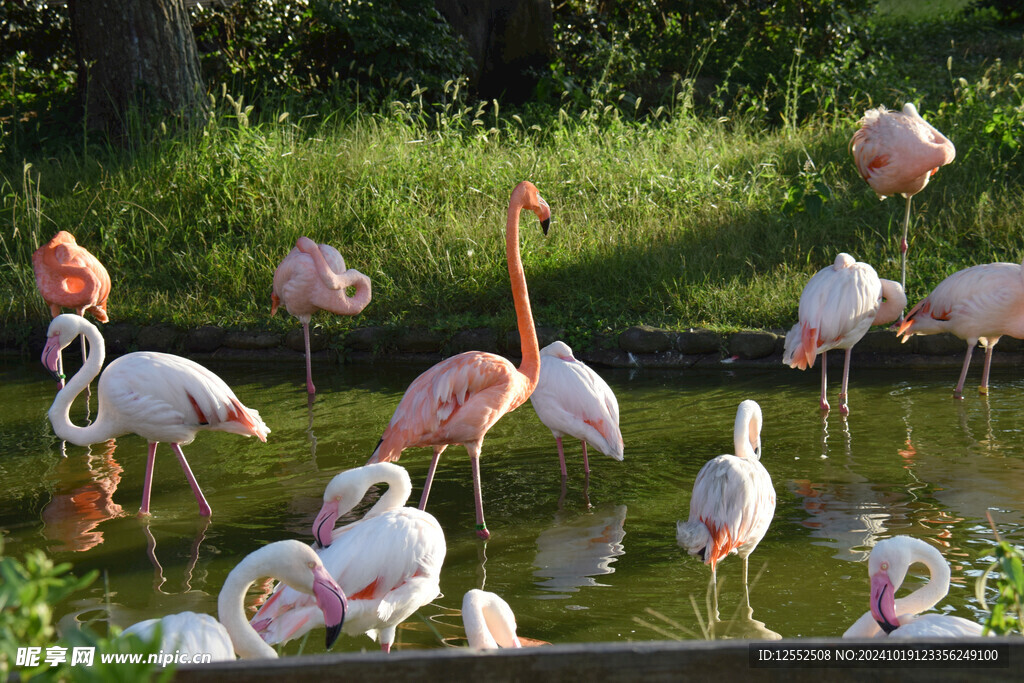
xmin=42 ymin=335 xmax=64 ymax=389
xmin=869 ymin=570 xmax=899 ymax=634
xmin=311 ymin=563 xmax=347 ymax=649
xmin=313 ymin=499 xmax=340 ymax=549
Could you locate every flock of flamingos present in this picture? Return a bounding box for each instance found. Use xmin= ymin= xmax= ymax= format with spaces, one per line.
xmin=29 ymin=101 xmax=1011 ymax=661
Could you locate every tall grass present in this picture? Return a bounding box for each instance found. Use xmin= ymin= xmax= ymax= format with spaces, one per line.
xmin=2 ymin=22 xmax=1023 ymax=350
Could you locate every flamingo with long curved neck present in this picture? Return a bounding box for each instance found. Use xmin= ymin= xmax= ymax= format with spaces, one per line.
xmin=253 ymin=463 xmax=445 ymax=653
xmin=843 ymin=536 xmax=987 ymax=638
xmin=42 ymin=314 xmax=270 ymax=517
xmin=366 ymin=181 xmax=551 ymax=539
xmin=123 ymin=539 xmax=346 ymax=659
xmin=272 ymin=236 xmax=372 ymax=395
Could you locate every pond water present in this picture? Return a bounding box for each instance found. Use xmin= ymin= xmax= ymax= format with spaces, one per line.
xmin=2 ymin=350 xmax=1023 ymax=652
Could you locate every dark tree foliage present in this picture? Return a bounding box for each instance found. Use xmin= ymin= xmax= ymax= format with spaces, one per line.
xmin=191 ymin=0 xmax=473 ymax=99
xmin=550 ymin=0 xmax=876 ymax=114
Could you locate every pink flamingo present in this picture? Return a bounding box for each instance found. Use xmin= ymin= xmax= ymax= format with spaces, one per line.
xmin=896 ymin=259 xmax=1024 ymax=398
xmin=529 ymin=341 xmax=624 ymax=479
xmin=851 ymin=103 xmax=955 ymax=290
xmin=843 ymin=536 xmax=987 ymax=638
xmin=123 ymin=540 xmax=347 ymax=660
xmin=33 ymin=230 xmax=111 ymax=378
xmin=42 ymin=314 xmax=270 ymax=517
xmin=782 ymin=253 xmax=906 ymax=414
xmin=272 ymin=237 xmax=372 ymax=395
xmin=366 ymin=181 xmax=551 ymax=540
xmin=676 ymin=400 xmax=775 ymax=603
xmin=252 ymin=463 xmax=445 ymax=653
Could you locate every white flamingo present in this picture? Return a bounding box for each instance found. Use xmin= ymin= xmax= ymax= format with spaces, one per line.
xmin=783 ymin=253 xmax=906 ymax=414
xmin=529 ymin=341 xmax=624 ymax=478
xmin=843 ymin=536 xmax=989 ymax=638
xmin=252 ymin=463 xmax=446 ymax=652
xmin=676 ymin=400 xmax=775 ymax=601
xmin=462 ymin=590 xmax=522 ymax=649
xmin=42 ymin=314 xmax=269 ymax=517
xmin=123 ymin=540 xmax=347 ymax=659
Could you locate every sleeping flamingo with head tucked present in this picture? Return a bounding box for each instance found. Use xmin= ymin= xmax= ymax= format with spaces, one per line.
xmin=529 ymin=341 xmax=624 ymax=479
xmin=851 ymin=103 xmax=955 ymax=291
xmin=272 ymin=237 xmax=371 ymax=395
xmin=42 ymin=314 xmax=270 ymax=518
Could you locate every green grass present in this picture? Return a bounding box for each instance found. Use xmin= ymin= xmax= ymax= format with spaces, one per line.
xmin=2 ymin=14 xmax=1023 ymax=351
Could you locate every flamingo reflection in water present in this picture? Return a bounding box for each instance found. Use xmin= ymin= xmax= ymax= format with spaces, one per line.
xmin=533 ymin=503 xmax=626 ymax=597
xmin=41 ymin=439 xmax=125 ymax=552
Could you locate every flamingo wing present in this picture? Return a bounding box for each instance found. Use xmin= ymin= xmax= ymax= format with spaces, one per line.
xmin=253 ymin=509 xmax=445 ymax=645
xmin=900 ymin=262 xmax=1023 ymax=341
xmin=888 ymin=614 xmax=987 ymax=638
xmin=98 ymin=352 xmax=269 ymax=444
xmin=688 ymin=455 xmax=776 ymax=568
xmin=370 ymin=351 xmax=524 ymax=461
xmin=122 ymin=612 xmax=235 ymax=661
xmin=530 ymin=356 xmax=623 ymax=459
xmin=852 ymin=105 xmax=955 ymax=197
xmin=784 ymin=258 xmax=881 ymax=368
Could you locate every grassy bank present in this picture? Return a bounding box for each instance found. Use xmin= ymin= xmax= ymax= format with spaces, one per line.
xmin=2 ymin=14 xmax=1023 ymax=353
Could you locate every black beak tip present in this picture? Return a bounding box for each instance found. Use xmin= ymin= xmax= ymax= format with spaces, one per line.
xmin=876 ymin=619 xmax=897 ymax=635
xmin=540 ymin=217 xmax=551 ymax=235
xmin=325 ymin=621 xmax=342 ymax=649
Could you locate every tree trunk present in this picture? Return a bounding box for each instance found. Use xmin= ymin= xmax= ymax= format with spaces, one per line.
xmin=68 ymin=0 xmax=207 ymax=135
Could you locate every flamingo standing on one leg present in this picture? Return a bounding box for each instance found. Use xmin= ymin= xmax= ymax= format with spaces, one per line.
xmin=529 ymin=341 xmax=624 ymax=480
xmin=32 ymin=230 xmax=111 ymax=382
xmin=896 ymin=259 xmax=1024 ymax=399
xmin=843 ymin=536 xmax=988 ymax=638
xmin=272 ymin=237 xmax=372 ymax=395
xmin=122 ymin=540 xmax=347 ymax=660
xmin=251 ymin=463 xmax=445 ymax=653
xmin=782 ymin=253 xmax=906 ymax=414
xmin=41 ymin=314 xmax=270 ymax=517
xmin=676 ymin=400 xmax=775 ymax=606
xmin=851 ymin=103 xmax=955 ymax=292
xmin=365 ymin=181 xmax=551 ymax=540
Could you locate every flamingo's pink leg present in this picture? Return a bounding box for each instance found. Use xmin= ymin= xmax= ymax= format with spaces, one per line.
xmin=979 ymin=343 xmax=996 ymax=395
xmin=139 ymin=441 xmax=158 ymax=516
xmin=839 ymin=347 xmax=853 ymax=415
xmin=171 ymin=443 xmax=212 ymax=517
xmin=468 ymin=445 xmax=489 ymax=540
xmin=954 ymin=343 xmax=975 ymax=399
xmin=819 ymin=350 xmax=830 ymax=413
xmin=303 ymin=320 xmax=316 ymax=395
xmin=418 ymin=446 xmax=446 ymax=510
xmin=556 ymin=437 xmax=567 ymax=478
xmin=581 ymin=440 xmax=591 ymax=475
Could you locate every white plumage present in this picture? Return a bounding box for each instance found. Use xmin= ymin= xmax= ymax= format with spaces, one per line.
xmin=782 ymin=253 xmax=905 ymax=414
xmin=843 ymin=536 xmax=989 ymax=638
xmin=676 ymin=400 xmax=775 ymax=592
xmin=462 ymin=590 xmax=522 ymax=650
xmin=530 ymin=341 xmax=624 ymax=478
xmin=42 ymin=314 xmax=269 ymax=517
xmin=252 ymin=463 xmax=445 ymax=652
xmin=122 ymin=540 xmax=346 ymax=660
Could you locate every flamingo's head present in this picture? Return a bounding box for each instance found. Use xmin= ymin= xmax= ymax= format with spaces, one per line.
xmin=540 ymin=340 xmax=576 ymax=363
xmin=313 ymin=499 xmax=339 ymax=549
xmin=42 ymin=314 xmax=84 ymax=389
xmin=867 ymin=538 xmax=912 ymax=634
xmin=514 ymin=181 xmax=551 ymax=235
xmin=310 ymin=561 xmax=347 ymax=649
